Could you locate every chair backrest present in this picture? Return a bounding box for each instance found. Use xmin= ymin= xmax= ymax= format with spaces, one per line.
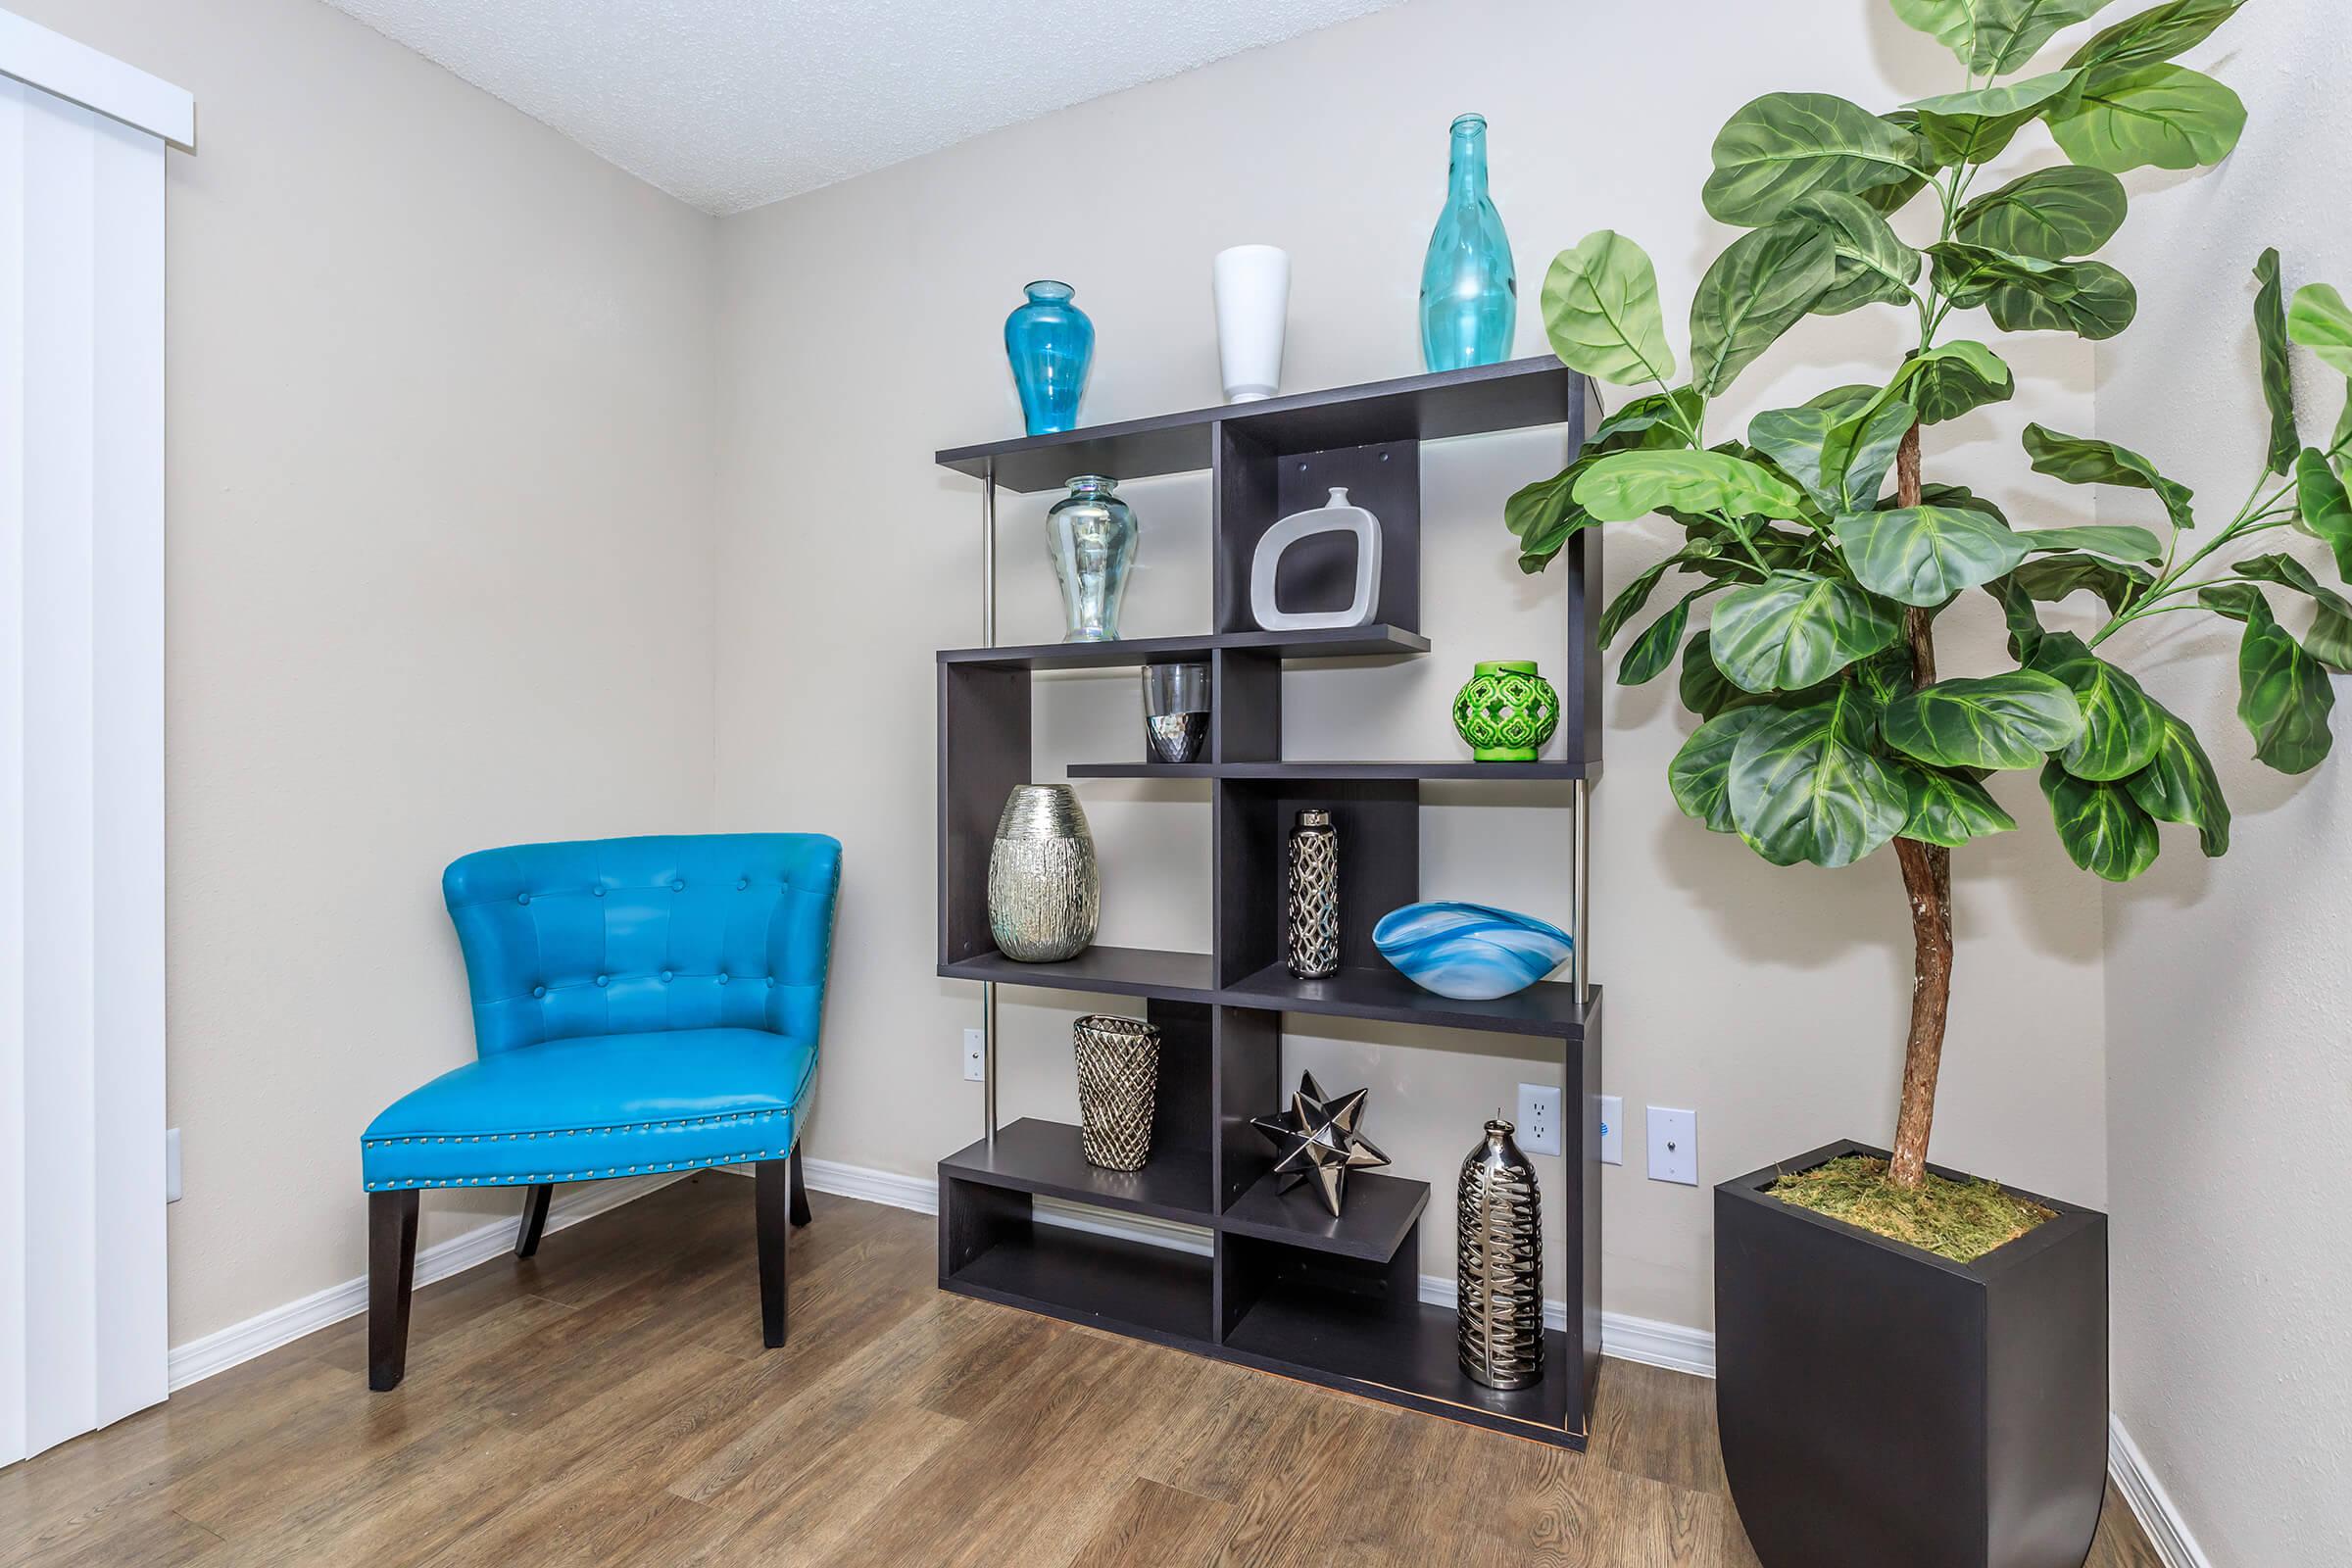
xmin=442 ymin=833 xmax=842 ymax=1057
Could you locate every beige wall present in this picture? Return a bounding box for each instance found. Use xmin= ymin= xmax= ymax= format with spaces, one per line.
xmin=2098 ymin=3 xmax=2352 ymax=1558
xmin=13 ymin=0 xmax=721 ymax=1345
xmin=713 ymin=0 xmax=2108 ymax=1329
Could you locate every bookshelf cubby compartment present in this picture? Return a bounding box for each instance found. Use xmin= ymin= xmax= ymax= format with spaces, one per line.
xmin=933 ymin=355 xmax=1605 ymax=1448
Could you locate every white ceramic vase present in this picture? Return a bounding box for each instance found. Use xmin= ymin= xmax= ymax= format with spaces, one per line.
xmin=1213 ymin=245 xmax=1291 ymax=403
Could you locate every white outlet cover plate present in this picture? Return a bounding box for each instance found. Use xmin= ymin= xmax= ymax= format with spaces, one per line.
xmin=1647 ymin=1105 xmax=1697 ymax=1186
xmin=962 ymin=1027 xmax=987 ymax=1083
xmin=1515 ymin=1083 xmax=1561 ymax=1157
xmin=1597 ymin=1096 xmax=1623 ymax=1166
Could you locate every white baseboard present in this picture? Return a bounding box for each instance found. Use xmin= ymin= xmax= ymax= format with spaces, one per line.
xmin=799 ymin=1152 xmax=1716 ymax=1375
xmin=2107 ymin=1415 xmax=2212 ymax=1568
xmin=165 ymin=1174 xmax=682 ymax=1392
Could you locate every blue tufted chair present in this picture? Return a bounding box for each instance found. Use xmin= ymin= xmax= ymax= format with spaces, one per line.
xmin=361 ymin=833 xmax=842 ymax=1391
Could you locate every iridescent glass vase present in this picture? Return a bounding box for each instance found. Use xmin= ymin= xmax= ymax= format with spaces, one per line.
xmin=1044 ymin=475 xmax=1137 ymax=644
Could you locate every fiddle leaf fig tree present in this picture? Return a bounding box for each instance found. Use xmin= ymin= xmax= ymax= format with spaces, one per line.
xmin=1509 ymin=0 xmax=2346 ymax=1192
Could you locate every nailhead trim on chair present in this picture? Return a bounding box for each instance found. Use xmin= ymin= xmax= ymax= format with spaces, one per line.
xmin=365 ymin=1150 xmax=780 ymax=1191
xmin=363 ymin=1105 xmax=792 ymax=1150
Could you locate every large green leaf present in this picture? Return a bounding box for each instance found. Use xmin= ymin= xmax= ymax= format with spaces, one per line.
xmin=1929 ymin=244 xmax=2139 ymax=339
xmin=1955 ymin=166 xmax=2127 ymax=260
xmin=1837 ymin=505 xmax=2030 ymax=606
xmin=1898 ymin=341 xmax=2015 ymax=424
xmin=1788 ymin=193 xmax=1922 ymax=315
xmin=1592 ymin=387 xmax=1704 ymax=452
xmin=1670 ymin=707 xmax=1776 ymax=833
xmin=1727 ymin=695 xmax=1911 ymax=868
xmin=1882 ymin=671 xmax=2085 ymax=769
xmin=2012 ymin=553 xmax=2153 ymax=612
xmin=2235 ymin=589 xmax=2336 ymax=772
xmin=2066 ymin=0 xmax=2245 ymax=72
xmin=1748 ymin=390 xmax=1912 ymax=514
xmin=2023 ymin=422 xmax=2196 ymax=530
xmin=2030 ymin=631 xmax=2164 ymax=778
xmin=1907 ymin=72 xmax=2082 ymax=166
xmin=1862 ymin=112 xmax=1937 ymax=214
xmin=1690 ymin=220 xmax=1838 ymax=395
xmin=2019 ymin=525 xmax=2164 ymax=561
xmin=1710 ymin=571 xmax=1902 ymax=693
xmin=1890 ymin=0 xmax=1983 ymax=56
xmin=1678 ymin=629 xmax=1740 ymax=720
xmin=2124 ymin=699 xmax=2231 ymax=855
xmin=2254 ymin=250 xmax=2299 ymax=475
xmin=1598 ymin=556 xmax=1677 ymax=650
xmin=1619 ymin=589 xmax=1709 ymax=686
xmin=1703 ymin=94 xmax=1926 ymax=227
xmin=2293 ymin=448 xmax=2352 ymax=577
xmin=1897 ymin=763 xmax=2021 ymax=847
xmin=1974 ymin=0 xmax=2114 ymax=73
xmin=1574 ymin=450 xmax=1812 ymax=524
xmin=2041 ymin=762 xmax=2161 ymax=880
xmin=2287 ymin=283 xmax=2352 ymax=377
xmin=2233 ymin=554 xmax=2352 ymax=674
xmin=2049 ymin=63 xmax=2246 ymax=172
xmin=1542 ymin=232 xmax=1678 ymax=387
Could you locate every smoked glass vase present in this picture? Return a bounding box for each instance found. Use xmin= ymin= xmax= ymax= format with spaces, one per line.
xmin=1004 ymin=280 xmax=1094 ymax=435
xmin=1419 ymin=115 xmax=1517 ymax=371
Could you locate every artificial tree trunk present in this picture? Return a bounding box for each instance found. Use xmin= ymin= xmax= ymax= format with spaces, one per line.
xmin=1887 ymin=423 xmax=1952 ymax=1191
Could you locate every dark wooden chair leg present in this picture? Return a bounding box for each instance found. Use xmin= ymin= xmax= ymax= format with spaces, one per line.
xmin=755 ymin=1156 xmax=790 ymax=1348
xmin=789 ymin=1143 xmax=812 ymax=1227
xmin=514 ymin=1182 xmax=555 ymax=1258
xmin=368 ymin=1189 xmax=420 ymax=1392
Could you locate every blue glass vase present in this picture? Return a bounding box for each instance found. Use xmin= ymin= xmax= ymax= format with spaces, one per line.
xmin=1004 ymin=280 xmax=1095 ymax=435
xmin=1419 ymin=115 xmax=1517 ymax=371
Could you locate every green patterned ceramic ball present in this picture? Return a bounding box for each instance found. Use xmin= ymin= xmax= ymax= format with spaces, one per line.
xmin=1452 ymin=661 xmax=1559 ymax=761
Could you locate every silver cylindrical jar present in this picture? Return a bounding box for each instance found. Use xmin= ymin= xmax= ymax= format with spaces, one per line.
xmin=1286 ymin=808 xmax=1340 ymax=978
xmin=987 ymin=784 xmax=1100 ymax=962
xmin=1458 ymin=1117 xmax=1544 ymax=1390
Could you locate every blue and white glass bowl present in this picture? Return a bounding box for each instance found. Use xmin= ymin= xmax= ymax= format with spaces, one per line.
xmin=1372 ymin=901 xmax=1572 ymax=1001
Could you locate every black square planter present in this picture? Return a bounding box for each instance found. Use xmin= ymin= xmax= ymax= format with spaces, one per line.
xmin=1715 ymin=1140 xmax=2108 ymax=1568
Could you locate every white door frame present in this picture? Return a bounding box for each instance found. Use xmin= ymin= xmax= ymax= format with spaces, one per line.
xmin=0 ymin=8 xmax=188 ymax=1467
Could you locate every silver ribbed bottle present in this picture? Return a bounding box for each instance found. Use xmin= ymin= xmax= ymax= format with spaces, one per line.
xmin=1285 ymin=809 xmax=1340 ymax=978
xmin=1457 ymin=1117 xmax=1544 ymax=1390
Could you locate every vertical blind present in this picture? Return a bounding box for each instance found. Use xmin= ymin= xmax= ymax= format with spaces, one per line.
xmin=0 ymin=24 xmax=179 ymax=1464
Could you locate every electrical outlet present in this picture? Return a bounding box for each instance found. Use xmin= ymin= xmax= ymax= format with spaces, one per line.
xmin=1646 ymin=1106 xmax=1697 ymax=1186
xmin=1515 ymin=1084 xmax=1562 ymax=1156
xmin=1597 ymin=1096 xmax=1623 ymax=1166
xmin=962 ymin=1027 xmax=987 ymax=1083
xmin=165 ymin=1128 xmax=182 ymax=1203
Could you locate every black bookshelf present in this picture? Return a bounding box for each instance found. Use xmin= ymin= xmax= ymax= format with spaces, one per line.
xmin=932 ymin=354 xmax=1605 ymax=1448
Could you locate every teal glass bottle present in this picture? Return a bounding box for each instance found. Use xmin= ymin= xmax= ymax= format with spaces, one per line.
xmin=1419 ymin=115 xmax=1517 ymax=371
xmin=1004 ymin=280 xmax=1094 ymax=435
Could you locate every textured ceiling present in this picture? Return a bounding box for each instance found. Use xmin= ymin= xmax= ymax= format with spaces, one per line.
xmin=321 ymin=0 xmax=1409 ymax=215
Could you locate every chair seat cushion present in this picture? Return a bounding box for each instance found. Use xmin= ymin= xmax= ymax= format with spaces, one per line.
xmin=362 ymin=1027 xmax=814 ymax=1191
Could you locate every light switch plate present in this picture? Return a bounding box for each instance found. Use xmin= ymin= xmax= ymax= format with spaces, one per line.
xmin=1646 ymin=1106 xmax=1697 ymax=1186
xmin=1597 ymin=1096 xmax=1624 ymax=1166
xmin=165 ymin=1127 xmax=182 ymax=1203
xmin=1515 ymin=1084 xmax=1562 ymax=1157
xmin=962 ymin=1027 xmax=987 ymax=1083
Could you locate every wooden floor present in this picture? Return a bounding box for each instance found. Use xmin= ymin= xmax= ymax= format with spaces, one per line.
xmin=2 ymin=1174 xmax=2160 ymax=1566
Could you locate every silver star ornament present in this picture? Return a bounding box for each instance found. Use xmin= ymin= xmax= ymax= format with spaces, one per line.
xmin=1250 ymin=1070 xmax=1391 ymax=1217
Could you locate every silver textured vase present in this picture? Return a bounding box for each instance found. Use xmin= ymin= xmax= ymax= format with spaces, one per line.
xmin=1458 ymin=1117 xmax=1544 ymax=1390
xmin=1286 ymin=809 xmax=1340 ymax=978
xmin=987 ymin=785 xmax=1100 ymax=962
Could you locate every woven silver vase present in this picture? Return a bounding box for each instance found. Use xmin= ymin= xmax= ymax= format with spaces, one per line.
xmin=1458 ymin=1117 xmax=1544 ymax=1390
xmin=987 ymin=784 xmax=1100 ymax=962
xmin=1286 ymin=809 xmax=1340 ymax=978
xmin=1072 ymin=1014 xmax=1160 ymax=1171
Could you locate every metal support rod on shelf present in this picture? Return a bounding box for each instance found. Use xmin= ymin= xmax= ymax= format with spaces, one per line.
xmin=981 ymin=458 xmax=1000 ymax=1147
xmin=1572 ymin=777 xmax=1591 ymax=1007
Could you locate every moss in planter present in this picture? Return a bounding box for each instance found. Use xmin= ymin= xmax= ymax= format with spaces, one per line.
xmin=1770 ymin=1154 xmax=2054 ymax=1263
